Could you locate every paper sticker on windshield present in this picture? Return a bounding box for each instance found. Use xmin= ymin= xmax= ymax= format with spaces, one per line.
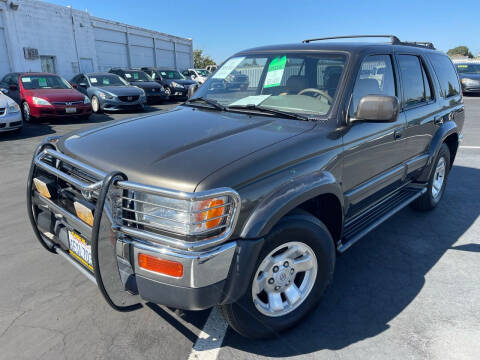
xmin=21 ymin=77 xmax=31 ymax=83
xmin=457 ymin=65 xmax=468 ymax=68
xmin=213 ymin=57 xmax=245 ymax=79
xmin=229 ymin=95 xmax=271 ymax=107
xmin=103 ymin=78 xmax=110 ymax=85
xmin=264 ymin=56 xmax=286 ymax=88
xmin=160 ymin=72 xmax=167 ymax=76
xmin=38 ymin=78 xmax=47 ymax=87
xmin=133 ymin=73 xmax=139 ymax=80
xmin=125 ymin=73 xmax=132 ymax=78
xmin=90 ymin=77 xmax=97 ymax=83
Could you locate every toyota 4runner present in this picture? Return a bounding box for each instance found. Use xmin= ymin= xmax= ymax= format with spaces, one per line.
xmin=27 ymin=35 xmax=464 ymax=338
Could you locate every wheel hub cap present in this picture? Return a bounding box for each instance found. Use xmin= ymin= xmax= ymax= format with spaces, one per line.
xmin=432 ymin=157 xmax=446 ymax=199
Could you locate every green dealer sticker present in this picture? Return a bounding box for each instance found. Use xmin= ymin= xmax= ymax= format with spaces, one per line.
xmin=264 ymin=56 xmax=287 ymax=88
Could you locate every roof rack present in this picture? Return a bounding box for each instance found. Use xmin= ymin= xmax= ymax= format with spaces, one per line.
xmin=302 ymin=35 xmax=435 ymax=49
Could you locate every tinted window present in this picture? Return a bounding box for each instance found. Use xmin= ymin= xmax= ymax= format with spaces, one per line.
xmin=429 ymin=54 xmax=460 ymax=98
xmin=398 ymin=55 xmax=432 ymax=107
xmin=351 ymin=55 xmax=396 ymax=116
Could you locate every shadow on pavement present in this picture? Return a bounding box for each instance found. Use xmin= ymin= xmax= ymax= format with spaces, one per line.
xmin=220 ymin=164 xmax=480 ymax=356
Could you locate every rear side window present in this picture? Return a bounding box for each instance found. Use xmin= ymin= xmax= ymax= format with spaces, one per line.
xmin=350 ymin=55 xmax=396 ymax=116
xmin=428 ymin=54 xmax=460 ymax=98
xmin=397 ymin=55 xmax=433 ymax=107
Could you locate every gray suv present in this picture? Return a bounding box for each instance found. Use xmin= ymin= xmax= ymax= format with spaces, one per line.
xmin=70 ymin=73 xmax=146 ymax=113
xmin=27 ymin=35 xmax=463 ymax=338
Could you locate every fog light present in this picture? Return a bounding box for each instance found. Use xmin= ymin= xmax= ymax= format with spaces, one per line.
xmin=74 ymin=201 xmax=94 ymax=226
xmin=138 ymin=253 xmax=183 ymax=278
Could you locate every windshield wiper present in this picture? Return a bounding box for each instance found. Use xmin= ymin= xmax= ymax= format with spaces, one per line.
xmin=227 ymin=104 xmax=311 ymax=121
xmin=185 ymin=97 xmax=226 ymax=111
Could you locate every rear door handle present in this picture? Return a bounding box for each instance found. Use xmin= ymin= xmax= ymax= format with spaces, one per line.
xmin=394 ymin=129 xmax=403 ymax=139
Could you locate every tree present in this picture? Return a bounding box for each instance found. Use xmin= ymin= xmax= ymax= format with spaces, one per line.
xmin=193 ymin=49 xmax=216 ymax=68
xmin=447 ymin=46 xmax=474 ymax=58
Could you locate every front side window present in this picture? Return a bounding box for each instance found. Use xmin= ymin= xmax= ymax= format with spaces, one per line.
xmin=428 ymin=54 xmax=460 ymax=98
xmin=21 ymin=75 xmax=71 ymax=90
xmin=192 ymin=52 xmax=347 ymax=116
xmin=350 ymin=55 xmax=396 ymax=116
xmin=398 ymin=55 xmax=433 ymax=107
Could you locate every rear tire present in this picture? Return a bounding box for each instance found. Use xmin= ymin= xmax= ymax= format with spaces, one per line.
xmin=411 ymin=143 xmax=451 ymax=211
xmin=219 ymin=211 xmax=335 ymax=338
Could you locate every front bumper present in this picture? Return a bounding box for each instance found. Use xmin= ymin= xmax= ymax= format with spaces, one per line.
xmin=28 ymin=145 xmax=246 ymax=310
xmin=0 ymin=110 xmax=22 ymax=132
xmin=29 ymin=103 xmax=92 ymax=118
xmin=100 ymin=97 xmax=146 ymax=111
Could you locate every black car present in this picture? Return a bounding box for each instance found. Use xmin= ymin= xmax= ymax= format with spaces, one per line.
xmin=141 ymin=68 xmax=197 ymax=100
xmin=28 ymin=35 xmax=463 ymax=339
xmin=108 ymin=69 xmax=167 ymax=103
xmin=455 ymin=63 xmax=480 ymax=94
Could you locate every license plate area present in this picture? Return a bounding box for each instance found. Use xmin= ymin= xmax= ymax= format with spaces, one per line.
xmin=65 ymin=107 xmax=76 ymax=113
xmin=68 ymin=231 xmax=93 ymax=271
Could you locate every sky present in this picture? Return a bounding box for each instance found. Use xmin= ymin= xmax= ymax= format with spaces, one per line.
xmin=48 ymin=0 xmax=480 ymax=63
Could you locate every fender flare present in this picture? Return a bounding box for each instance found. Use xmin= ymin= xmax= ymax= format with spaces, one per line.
xmin=240 ymin=170 xmax=343 ymax=239
xmin=417 ymin=121 xmax=459 ymax=182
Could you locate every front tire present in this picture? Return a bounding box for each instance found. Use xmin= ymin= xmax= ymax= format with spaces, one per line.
xmin=91 ymin=96 xmax=102 ymax=113
xmin=219 ymin=212 xmax=335 ymax=338
xmin=411 ymin=143 xmax=451 ymax=211
xmin=22 ymin=102 xmax=34 ymax=122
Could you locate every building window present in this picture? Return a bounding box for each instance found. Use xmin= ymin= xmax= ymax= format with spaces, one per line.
xmin=40 ymin=56 xmax=56 ymax=74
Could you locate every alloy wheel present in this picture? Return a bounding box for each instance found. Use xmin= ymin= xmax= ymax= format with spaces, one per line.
xmin=22 ymin=102 xmax=30 ymax=122
xmin=432 ymin=156 xmax=446 ymax=199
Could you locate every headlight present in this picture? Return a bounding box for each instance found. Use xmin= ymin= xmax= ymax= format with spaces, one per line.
xmin=32 ymin=97 xmax=51 ymax=106
xmin=171 ymin=81 xmax=184 ymax=89
xmin=124 ymin=191 xmax=239 ymax=237
xmin=7 ymin=102 xmax=20 ymax=113
xmin=140 ymin=89 xmax=146 ymax=97
xmin=98 ymin=91 xmax=114 ymax=100
xmin=461 ymin=78 xmax=478 ymax=86
xmin=83 ymin=96 xmax=91 ymax=104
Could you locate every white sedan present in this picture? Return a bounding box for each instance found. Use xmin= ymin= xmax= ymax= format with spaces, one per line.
xmin=0 ymin=89 xmax=22 ymax=133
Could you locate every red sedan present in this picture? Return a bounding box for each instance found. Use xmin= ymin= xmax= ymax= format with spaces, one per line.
xmin=0 ymin=72 xmax=92 ymax=122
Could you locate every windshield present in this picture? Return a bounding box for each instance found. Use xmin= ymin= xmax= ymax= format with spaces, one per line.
xmin=191 ymin=53 xmax=346 ymax=117
xmin=123 ymin=71 xmax=153 ymax=82
xmin=456 ymin=64 xmax=480 ymax=74
xmin=88 ymin=74 xmax=128 ymax=86
xmin=158 ymin=70 xmax=185 ymax=80
xmin=196 ymin=69 xmax=209 ymax=76
xmin=21 ymin=75 xmax=71 ymax=90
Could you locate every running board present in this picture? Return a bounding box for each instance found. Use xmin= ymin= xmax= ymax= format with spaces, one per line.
xmin=338 ymin=187 xmax=427 ymax=253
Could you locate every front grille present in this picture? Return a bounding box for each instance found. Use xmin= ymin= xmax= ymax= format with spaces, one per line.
xmin=9 ymin=121 xmax=22 ymax=127
xmin=0 ymin=108 xmax=5 ymax=116
xmin=147 ymin=88 xmax=162 ymax=94
xmin=56 ymin=109 xmax=82 ymax=115
xmin=119 ymin=95 xmax=139 ymax=102
xmin=0 ymin=123 xmax=5 ymax=128
xmin=53 ymin=101 xmax=83 ymax=105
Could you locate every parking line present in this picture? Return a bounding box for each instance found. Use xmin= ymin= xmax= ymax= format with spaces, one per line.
xmin=460 ymin=146 xmax=480 ymax=149
xmin=188 ymin=307 xmax=228 ymax=360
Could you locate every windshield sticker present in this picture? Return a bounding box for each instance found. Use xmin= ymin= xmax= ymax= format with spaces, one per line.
xmin=38 ymin=78 xmax=47 ymax=87
xmin=103 ymin=78 xmax=110 ymax=85
xmin=133 ymin=73 xmax=139 ymax=80
xmin=213 ymin=57 xmax=245 ymax=79
xmin=457 ymin=65 xmax=468 ymax=68
xmin=160 ymin=72 xmax=167 ymax=76
xmin=125 ymin=73 xmax=132 ymax=78
xmin=21 ymin=77 xmax=31 ymax=83
xmin=229 ymin=95 xmax=271 ymax=107
xmin=90 ymin=77 xmax=97 ymax=83
xmin=264 ymin=56 xmax=287 ymax=88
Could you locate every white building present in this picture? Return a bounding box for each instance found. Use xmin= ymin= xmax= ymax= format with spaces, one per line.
xmin=0 ymin=0 xmax=193 ymax=80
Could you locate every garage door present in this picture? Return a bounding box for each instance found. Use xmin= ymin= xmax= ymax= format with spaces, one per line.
xmin=0 ymin=13 xmax=10 ymax=77
xmin=175 ymin=44 xmax=192 ymax=71
xmin=94 ymin=28 xmax=128 ymax=72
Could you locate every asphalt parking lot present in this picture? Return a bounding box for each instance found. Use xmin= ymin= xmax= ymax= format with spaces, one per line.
xmin=1 ymin=97 xmax=479 ymax=360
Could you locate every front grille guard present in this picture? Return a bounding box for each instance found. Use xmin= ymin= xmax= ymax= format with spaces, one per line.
xmin=31 ymin=147 xmax=241 ymax=252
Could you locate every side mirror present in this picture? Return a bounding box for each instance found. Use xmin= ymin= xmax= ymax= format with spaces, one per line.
xmin=1 ymin=88 xmax=8 ymax=94
xmin=9 ymin=84 xmax=17 ymax=91
xmin=352 ymin=95 xmax=399 ymax=123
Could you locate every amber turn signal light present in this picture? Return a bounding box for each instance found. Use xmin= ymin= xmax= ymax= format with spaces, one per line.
xmin=138 ymin=253 xmax=183 ymax=278
xmin=196 ymin=199 xmax=225 ymax=229
xmin=74 ymin=201 xmax=94 ymax=226
xmin=33 ymin=178 xmax=52 ymax=199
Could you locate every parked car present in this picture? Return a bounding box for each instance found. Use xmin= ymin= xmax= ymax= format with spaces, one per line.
xmin=208 ymin=70 xmax=249 ymax=91
xmin=181 ymin=68 xmax=208 ymax=84
xmin=27 ymin=35 xmax=463 ymax=339
xmin=0 ymin=88 xmax=22 ymax=133
xmin=455 ymin=63 xmax=480 ymax=94
xmin=141 ymin=68 xmax=197 ymax=100
xmin=70 ymin=73 xmax=146 ymax=113
xmin=206 ymin=65 xmax=218 ymax=73
xmin=108 ymin=69 xmax=167 ymax=103
xmin=0 ymin=72 xmax=91 ymax=122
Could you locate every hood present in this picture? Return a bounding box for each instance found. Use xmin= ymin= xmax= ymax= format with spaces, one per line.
xmin=95 ymin=86 xmax=143 ymax=96
xmin=24 ymin=88 xmax=85 ymax=102
xmin=459 ymin=73 xmax=480 ymax=81
xmin=0 ymin=93 xmax=14 ymax=107
xmin=128 ymin=81 xmax=162 ymax=90
xmin=58 ymin=106 xmax=314 ymax=192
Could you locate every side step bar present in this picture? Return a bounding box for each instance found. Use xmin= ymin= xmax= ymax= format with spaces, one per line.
xmin=338 ymin=187 xmax=427 ymax=253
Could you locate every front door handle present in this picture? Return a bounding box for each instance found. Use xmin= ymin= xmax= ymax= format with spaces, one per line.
xmin=394 ymin=128 xmax=403 ymax=140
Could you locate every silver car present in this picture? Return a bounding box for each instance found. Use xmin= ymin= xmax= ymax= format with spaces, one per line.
xmin=0 ymin=88 xmax=22 ymax=133
xmin=70 ymin=73 xmax=146 ymax=113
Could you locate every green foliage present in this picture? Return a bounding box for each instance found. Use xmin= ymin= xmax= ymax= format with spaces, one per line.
xmin=193 ymin=49 xmax=216 ymax=68
xmin=447 ymin=46 xmax=474 ymax=58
